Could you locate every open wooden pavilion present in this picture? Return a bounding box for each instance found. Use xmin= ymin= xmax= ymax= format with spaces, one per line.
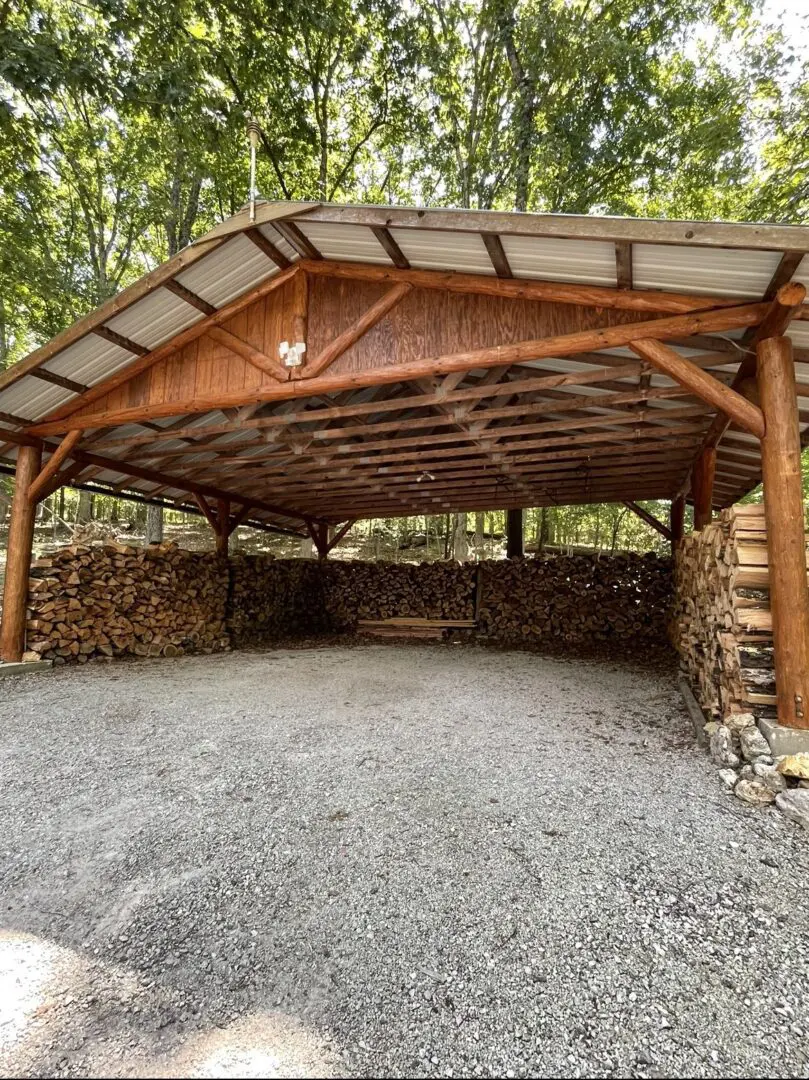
xmin=1 ymin=201 xmax=808 ymax=728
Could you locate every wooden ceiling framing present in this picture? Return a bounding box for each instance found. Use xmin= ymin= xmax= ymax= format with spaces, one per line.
xmin=1 ymin=201 xmax=808 ymax=535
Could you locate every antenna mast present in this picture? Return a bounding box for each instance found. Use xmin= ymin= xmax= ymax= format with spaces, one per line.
xmin=246 ymin=113 xmax=261 ymax=222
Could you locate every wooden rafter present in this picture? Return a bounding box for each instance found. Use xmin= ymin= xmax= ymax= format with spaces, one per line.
xmin=245 ymin=226 xmax=291 ymax=269
xmin=37 ymin=263 xmax=302 ymax=427
xmin=371 ymin=226 xmax=410 ymax=268
xmin=481 ymin=234 xmax=513 ymax=278
xmin=300 ymin=258 xmax=756 ymax=315
xmin=615 ymin=242 xmax=633 ymax=289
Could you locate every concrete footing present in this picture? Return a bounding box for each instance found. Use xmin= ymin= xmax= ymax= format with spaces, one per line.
xmin=0 ymin=659 xmax=53 ymax=677
xmin=759 ymin=717 xmax=809 ymax=757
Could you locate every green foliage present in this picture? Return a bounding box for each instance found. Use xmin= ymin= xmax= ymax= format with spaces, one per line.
xmin=1 ymin=0 xmax=807 ymax=533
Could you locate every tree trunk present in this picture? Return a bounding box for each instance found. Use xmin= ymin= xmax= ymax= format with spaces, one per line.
xmin=76 ymin=491 xmax=94 ymax=523
xmin=146 ymin=504 xmax=164 ymax=545
xmin=474 ymin=511 xmax=485 ymax=557
xmin=453 ymin=512 xmax=469 ymax=562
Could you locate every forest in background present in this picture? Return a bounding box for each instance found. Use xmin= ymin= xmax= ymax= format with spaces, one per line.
xmin=2 ymin=0 xmax=808 ymax=558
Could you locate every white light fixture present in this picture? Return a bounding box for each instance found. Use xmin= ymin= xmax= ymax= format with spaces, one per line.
xmin=279 ymin=340 xmax=307 ymax=368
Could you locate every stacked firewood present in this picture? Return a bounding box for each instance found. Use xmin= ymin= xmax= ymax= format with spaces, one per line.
xmin=25 ymin=542 xmax=229 ymax=663
xmin=478 ymin=552 xmax=671 ymax=644
xmin=322 ymin=561 xmax=477 ymax=629
xmin=229 ymin=557 xmax=329 ymax=643
xmin=672 ymin=504 xmax=804 ymax=719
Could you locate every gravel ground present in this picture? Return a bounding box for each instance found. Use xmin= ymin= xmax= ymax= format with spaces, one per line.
xmin=1 ymin=643 xmax=809 ymax=1079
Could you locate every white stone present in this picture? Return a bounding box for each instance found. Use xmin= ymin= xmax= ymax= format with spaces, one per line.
xmin=776 ymin=790 xmax=809 ymax=832
xmin=718 ymin=769 xmax=738 ymax=790
xmin=710 ymin=725 xmax=740 ymax=768
xmin=725 ymin=712 xmax=756 ymax=734
xmin=740 ymin=725 xmax=772 ymax=762
xmin=752 ymin=762 xmax=787 ymax=794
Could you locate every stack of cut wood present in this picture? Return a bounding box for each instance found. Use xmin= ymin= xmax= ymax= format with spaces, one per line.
xmin=477 ymin=552 xmax=671 ymax=645
xmin=26 ymin=542 xmax=229 ymax=663
xmin=229 ymin=557 xmax=329 ymax=644
xmin=672 ymin=503 xmax=807 ymax=719
xmin=322 ymin=561 xmax=477 ymax=629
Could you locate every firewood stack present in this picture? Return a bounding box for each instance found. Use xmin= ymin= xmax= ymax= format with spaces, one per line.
xmin=672 ymin=503 xmax=807 ymax=719
xmin=25 ymin=542 xmax=229 ymax=663
xmin=229 ymin=557 xmax=329 ymax=643
xmin=322 ymin=561 xmax=477 ymax=629
xmin=477 ymin=552 xmax=671 ymax=644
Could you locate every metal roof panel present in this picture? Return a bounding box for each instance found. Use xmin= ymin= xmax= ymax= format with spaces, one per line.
xmin=632 ymin=244 xmax=781 ymax=297
xmin=104 ymin=288 xmax=202 ymax=350
xmin=388 ymin=228 xmax=495 ymax=275
xmin=175 ymin=234 xmax=278 ymax=308
xmin=295 ymin=221 xmax=390 ymax=263
xmin=501 ymin=235 xmax=616 ymax=286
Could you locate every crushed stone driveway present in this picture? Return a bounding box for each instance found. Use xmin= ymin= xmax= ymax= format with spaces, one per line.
xmin=1 ymin=644 xmax=808 ymax=1079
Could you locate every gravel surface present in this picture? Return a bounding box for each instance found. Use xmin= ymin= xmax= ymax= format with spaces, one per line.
xmin=1 ymin=643 xmax=809 ymax=1079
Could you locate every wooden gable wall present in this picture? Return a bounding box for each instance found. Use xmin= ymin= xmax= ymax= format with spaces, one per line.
xmin=70 ymin=273 xmax=667 ymax=421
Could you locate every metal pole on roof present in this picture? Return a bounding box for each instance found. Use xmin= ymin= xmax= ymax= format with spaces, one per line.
xmin=246 ymin=114 xmax=261 ymax=223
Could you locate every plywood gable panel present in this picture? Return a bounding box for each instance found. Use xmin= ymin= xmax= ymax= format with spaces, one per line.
xmin=68 ymin=272 xmax=666 ymax=421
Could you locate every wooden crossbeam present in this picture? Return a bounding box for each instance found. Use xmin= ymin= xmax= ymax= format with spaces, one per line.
xmin=623 ymin=499 xmax=672 ymax=541
xmin=301 ymin=281 xmax=413 ymax=380
xmin=206 ymin=325 xmax=288 ymax=381
xmin=300 ymin=257 xmax=752 ymax=315
xmin=371 ymin=226 xmax=409 ymax=268
xmin=127 ymin=384 xmax=698 ymax=465
xmin=28 ymin=301 xmax=769 ymax=436
xmin=630 ymin=338 xmax=765 ymax=438
xmin=27 ymin=429 xmax=82 ymax=504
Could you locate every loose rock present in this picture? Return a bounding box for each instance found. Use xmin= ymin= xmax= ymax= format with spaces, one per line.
xmin=734 ymin=779 xmax=776 ymax=807
xmin=710 ymin=725 xmax=740 ymax=768
xmin=776 ymin=753 xmax=809 ymax=781
xmin=718 ymin=768 xmax=738 ymax=790
xmin=752 ymin=762 xmax=787 ymax=795
xmin=740 ymin=726 xmax=771 ymax=762
xmin=776 ymin=789 xmax=809 ymax=831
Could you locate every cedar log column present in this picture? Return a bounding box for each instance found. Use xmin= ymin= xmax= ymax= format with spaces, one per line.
xmin=215 ymin=499 xmax=230 ymax=557
xmin=756 ymin=335 xmax=809 ymax=729
xmin=0 ymin=443 xmax=42 ymax=662
xmin=692 ymin=447 xmax=716 ymax=530
xmin=506 ymin=508 xmax=524 ymax=558
xmin=670 ymin=495 xmax=685 ymax=549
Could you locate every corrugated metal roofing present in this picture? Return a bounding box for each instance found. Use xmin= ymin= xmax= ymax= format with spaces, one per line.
xmin=296 ymin=221 xmax=389 ymax=264
xmin=175 ymin=233 xmax=281 ymax=310
xmin=0 ymin=199 xmax=807 ymax=529
xmin=632 ymin=244 xmax=782 ymax=297
xmin=389 ymin=228 xmax=495 ymax=275
xmin=501 ymin=235 xmax=616 ymax=285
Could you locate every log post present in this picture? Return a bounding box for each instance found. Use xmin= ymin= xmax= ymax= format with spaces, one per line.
xmin=215 ymin=498 xmax=230 ymax=557
xmin=756 ymin=335 xmax=809 ymax=729
xmin=0 ymin=443 xmax=42 ymax=662
xmin=506 ymin=508 xmax=524 ymax=558
xmin=691 ymin=447 xmax=716 ymax=530
xmin=670 ymin=495 xmax=685 ymax=549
